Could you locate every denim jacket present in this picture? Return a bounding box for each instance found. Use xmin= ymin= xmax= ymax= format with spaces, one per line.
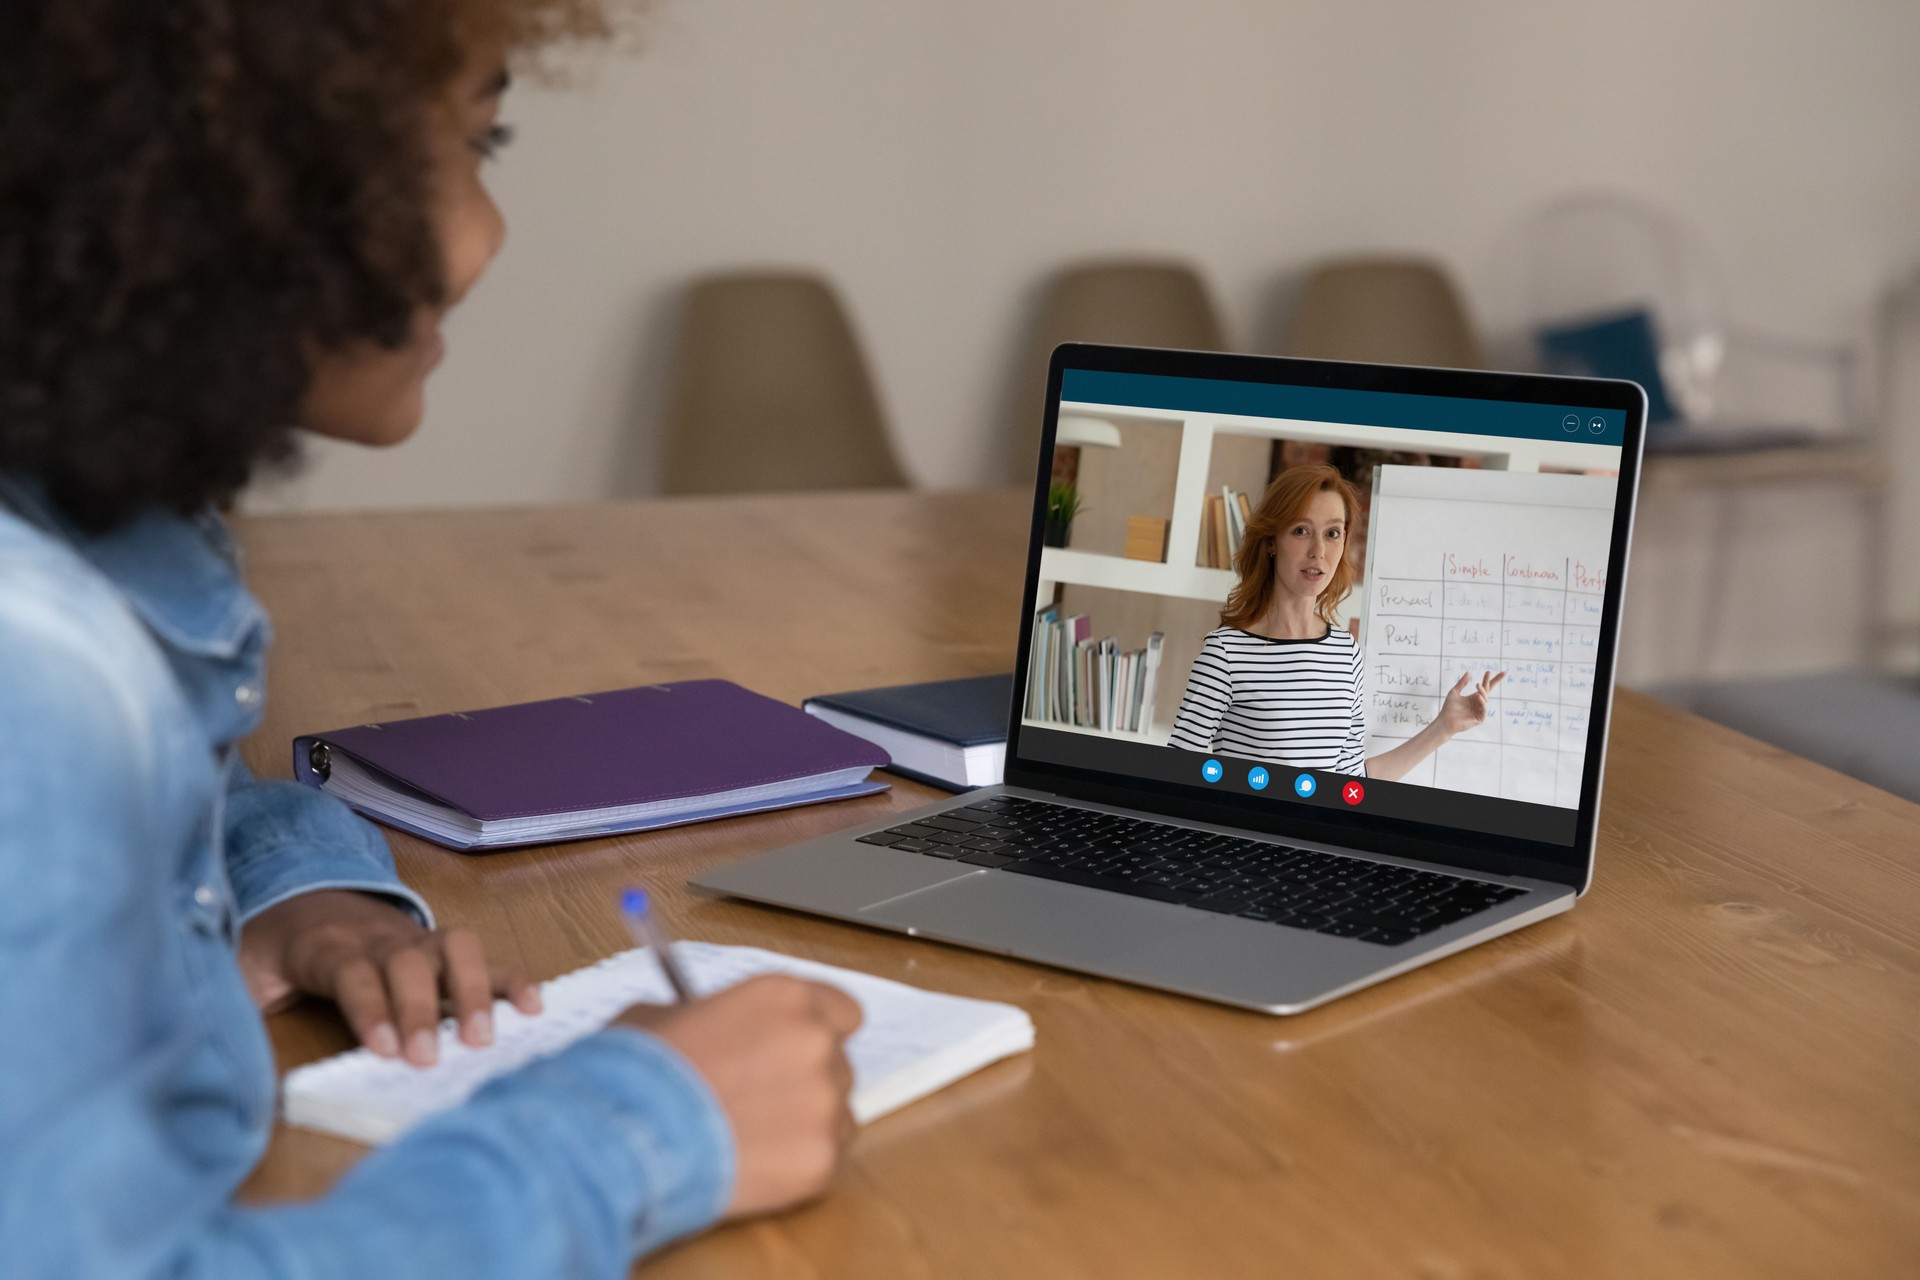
xmin=0 ymin=478 xmax=732 ymax=1279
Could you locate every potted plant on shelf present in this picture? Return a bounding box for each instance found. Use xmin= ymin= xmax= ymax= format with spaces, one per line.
xmin=1044 ymin=481 xmax=1082 ymax=548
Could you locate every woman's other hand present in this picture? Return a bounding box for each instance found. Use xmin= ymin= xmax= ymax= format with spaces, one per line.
xmin=239 ymin=890 xmax=541 ymax=1065
xmin=1435 ymin=669 xmax=1506 ymax=738
xmin=618 ymin=975 xmax=861 ymax=1220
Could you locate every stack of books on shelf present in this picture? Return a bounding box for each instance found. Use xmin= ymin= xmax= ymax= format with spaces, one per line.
xmin=1199 ymin=486 xmax=1255 ymax=570
xmin=1025 ymin=607 xmax=1164 ymax=736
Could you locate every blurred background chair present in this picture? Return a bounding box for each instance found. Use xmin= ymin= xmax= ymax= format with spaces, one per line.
xmin=1282 ymin=256 xmax=1483 ymax=369
xmin=1035 ymin=259 xmax=1228 ymax=353
xmin=1516 ymin=193 xmax=1887 ymax=676
xmin=1005 ymin=259 xmax=1228 ymax=481
xmin=1517 ymin=192 xmax=1863 ymax=437
xmin=662 ymin=271 xmax=909 ymax=495
xmin=1647 ymin=265 xmax=1919 ymax=802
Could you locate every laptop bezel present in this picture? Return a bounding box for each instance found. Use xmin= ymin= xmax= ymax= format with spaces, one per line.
xmin=1002 ymin=342 xmax=1647 ymax=893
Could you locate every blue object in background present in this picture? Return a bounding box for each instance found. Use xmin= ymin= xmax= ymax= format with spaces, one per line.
xmin=1536 ymin=307 xmax=1677 ymax=424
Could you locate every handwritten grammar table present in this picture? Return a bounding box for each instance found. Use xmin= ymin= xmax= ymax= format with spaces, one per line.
xmin=234 ymin=489 xmax=1920 ymax=1279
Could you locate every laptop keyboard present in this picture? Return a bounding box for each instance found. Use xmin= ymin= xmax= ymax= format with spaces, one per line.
xmin=856 ymin=796 xmax=1525 ymax=947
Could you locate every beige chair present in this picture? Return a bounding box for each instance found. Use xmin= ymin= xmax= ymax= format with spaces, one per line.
xmin=662 ymin=271 xmax=908 ymax=494
xmin=1034 ymin=259 xmax=1228 ymax=354
xmin=1284 ymin=257 xmax=1483 ymax=369
xmin=1007 ymin=259 xmax=1229 ymax=480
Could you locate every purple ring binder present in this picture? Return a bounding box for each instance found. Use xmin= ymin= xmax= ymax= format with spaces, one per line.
xmin=294 ymin=679 xmax=890 ymax=852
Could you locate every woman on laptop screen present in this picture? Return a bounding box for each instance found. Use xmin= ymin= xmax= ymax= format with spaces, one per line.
xmin=1168 ymin=465 xmax=1503 ymax=780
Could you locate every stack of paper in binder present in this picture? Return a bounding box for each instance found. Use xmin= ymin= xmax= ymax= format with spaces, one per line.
xmin=1024 ymin=607 xmax=1164 ymax=736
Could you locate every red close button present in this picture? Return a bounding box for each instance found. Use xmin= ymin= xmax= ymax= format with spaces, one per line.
xmin=1342 ymin=780 xmax=1366 ymax=806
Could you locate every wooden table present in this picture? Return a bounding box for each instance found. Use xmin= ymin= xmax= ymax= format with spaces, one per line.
xmin=234 ymin=490 xmax=1920 ymax=1279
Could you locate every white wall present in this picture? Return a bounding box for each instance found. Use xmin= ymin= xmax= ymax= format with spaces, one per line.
xmin=246 ymin=0 xmax=1920 ymax=675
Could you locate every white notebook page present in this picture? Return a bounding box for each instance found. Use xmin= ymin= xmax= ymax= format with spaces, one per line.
xmin=282 ymin=941 xmax=1035 ymax=1145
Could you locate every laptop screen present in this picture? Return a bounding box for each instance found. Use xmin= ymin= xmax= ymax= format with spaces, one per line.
xmin=1008 ymin=348 xmax=1642 ymax=881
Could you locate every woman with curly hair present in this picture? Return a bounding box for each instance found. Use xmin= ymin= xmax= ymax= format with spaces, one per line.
xmin=1169 ymin=464 xmax=1504 ymax=780
xmin=0 ymin=2 xmax=859 ymax=1275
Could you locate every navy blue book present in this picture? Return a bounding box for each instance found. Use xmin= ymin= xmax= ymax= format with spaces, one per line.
xmin=803 ymin=673 xmax=1012 ymax=791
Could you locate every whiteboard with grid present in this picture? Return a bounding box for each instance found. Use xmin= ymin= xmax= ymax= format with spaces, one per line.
xmin=1358 ymin=465 xmax=1617 ymax=809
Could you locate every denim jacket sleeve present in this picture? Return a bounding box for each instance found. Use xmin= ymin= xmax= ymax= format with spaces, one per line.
xmin=0 ymin=558 xmax=734 ymax=1279
xmin=222 ymin=758 xmax=435 ymax=929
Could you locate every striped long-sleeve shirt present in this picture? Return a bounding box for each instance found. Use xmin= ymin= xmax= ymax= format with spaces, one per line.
xmin=1167 ymin=626 xmax=1367 ymax=774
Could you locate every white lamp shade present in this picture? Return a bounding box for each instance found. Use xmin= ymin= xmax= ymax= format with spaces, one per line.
xmin=1056 ymin=413 xmax=1123 ymax=449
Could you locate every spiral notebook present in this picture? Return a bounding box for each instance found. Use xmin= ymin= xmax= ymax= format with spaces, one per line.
xmin=282 ymin=942 xmax=1036 ymax=1144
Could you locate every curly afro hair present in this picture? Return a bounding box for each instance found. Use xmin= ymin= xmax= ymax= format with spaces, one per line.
xmin=0 ymin=0 xmax=617 ymax=532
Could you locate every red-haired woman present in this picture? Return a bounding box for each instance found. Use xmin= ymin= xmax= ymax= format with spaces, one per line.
xmin=1169 ymin=465 xmax=1503 ymax=780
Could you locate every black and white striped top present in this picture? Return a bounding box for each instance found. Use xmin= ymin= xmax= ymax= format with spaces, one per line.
xmin=1167 ymin=626 xmax=1367 ymax=774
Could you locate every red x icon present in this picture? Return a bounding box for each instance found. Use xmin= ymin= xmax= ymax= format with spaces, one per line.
xmin=1342 ymin=780 xmax=1365 ymax=806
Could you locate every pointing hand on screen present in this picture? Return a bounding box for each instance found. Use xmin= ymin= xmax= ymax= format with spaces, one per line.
xmin=1436 ymin=670 xmax=1507 ymax=738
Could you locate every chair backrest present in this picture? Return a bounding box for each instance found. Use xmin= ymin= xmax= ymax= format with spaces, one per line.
xmin=662 ymin=271 xmax=907 ymax=495
xmin=1037 ymin=259 xmax=1228 ymax=354
xmin=1285 ymin=257 xmax=1483 ymax=369
xmin=1007 ymin=259 xmax=1228 ymax=480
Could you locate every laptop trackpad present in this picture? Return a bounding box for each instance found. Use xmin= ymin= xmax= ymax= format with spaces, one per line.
xmin=859 ymin=872 xmax=1206 ymax=969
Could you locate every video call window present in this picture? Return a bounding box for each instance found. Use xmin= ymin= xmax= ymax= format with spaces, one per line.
xmin=1025 ymin=377 xmax=1624 ymax=814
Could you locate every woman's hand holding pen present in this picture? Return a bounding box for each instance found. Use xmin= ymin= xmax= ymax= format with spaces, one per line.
xmin=617 ymin=976 xmax=863 ymax=1219
xmin=1435 ymin=669 xmax=1507 ymax=737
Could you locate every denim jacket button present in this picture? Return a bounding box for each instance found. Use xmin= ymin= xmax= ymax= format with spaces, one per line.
xmin=194 ymin=885 xmax=217 ymax=908
xmin=233 ymin=683 xmax=260 ymax=707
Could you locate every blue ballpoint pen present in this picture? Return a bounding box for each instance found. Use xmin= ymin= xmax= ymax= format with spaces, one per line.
xmin=621 ymin=888 xmax=697 ymax=1002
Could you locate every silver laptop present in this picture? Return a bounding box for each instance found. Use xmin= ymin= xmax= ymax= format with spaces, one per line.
xmin=694 ymin=344 xmax=1646 ymax=1014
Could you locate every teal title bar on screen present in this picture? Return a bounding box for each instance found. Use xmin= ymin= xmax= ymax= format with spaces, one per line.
xmin=1059 ymin=369 xmax=1628 ymax=448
